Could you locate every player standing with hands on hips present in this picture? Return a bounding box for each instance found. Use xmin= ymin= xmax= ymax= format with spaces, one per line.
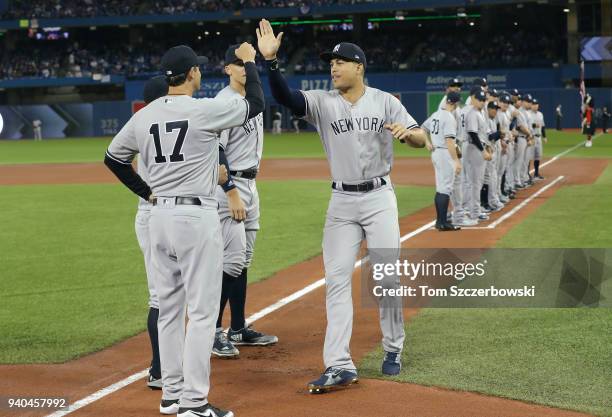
xmin=104 ymin=43 xmax=264 ymax=417
xmin=256 ymin=19 xmax=427 ymax=393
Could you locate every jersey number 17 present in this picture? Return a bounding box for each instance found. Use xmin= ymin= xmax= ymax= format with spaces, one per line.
xmin=150 ymin=120 xmax=189 ymax=163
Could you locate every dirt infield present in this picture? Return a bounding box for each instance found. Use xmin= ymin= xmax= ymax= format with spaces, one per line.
xmin=0 ymin=157 xmax=607 ymax=417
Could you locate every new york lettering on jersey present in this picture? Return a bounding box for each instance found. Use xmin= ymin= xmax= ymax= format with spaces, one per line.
xmin=300 ymin=86 xmax=417 ymax=182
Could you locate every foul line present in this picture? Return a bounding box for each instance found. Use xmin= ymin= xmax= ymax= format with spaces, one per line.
xmin=486 ymin=175 xmax=565 ymax=229
xmin=44 ymin=133 xmax=592 ymax=417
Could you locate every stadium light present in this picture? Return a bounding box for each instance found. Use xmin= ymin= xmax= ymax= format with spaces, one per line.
xmin=563 ymin=8 xmax=570 ymax=12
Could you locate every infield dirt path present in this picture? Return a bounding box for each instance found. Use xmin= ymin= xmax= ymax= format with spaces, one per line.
xmin=0 ymin=157 xmax=607 ymax=417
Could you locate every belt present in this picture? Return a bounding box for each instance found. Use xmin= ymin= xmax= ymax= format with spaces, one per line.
xmin=152 ymin=197 xmax=201 ymax=206
xmin=332 ymin=177 xmax=386 ymax=192
xmin=434 ymin=146 xmax=448 ymax=150
xmin=230 ymin=169 xmax=258 ymax=179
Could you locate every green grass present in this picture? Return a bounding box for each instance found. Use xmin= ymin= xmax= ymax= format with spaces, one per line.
xmin=361 ymin=309 xmax=612 ymax=416
xmin=0 ymin=133 xmax=429 ymax=165
xmin=361 ymin=161 xmax=612 ymax=416
xmin=0 ymin=130 xmax=609 ymax=165
xmin=543 ymin=130 xmax=612 ymax=158
xmin=0 ymin=181 xmax=433 ymax=363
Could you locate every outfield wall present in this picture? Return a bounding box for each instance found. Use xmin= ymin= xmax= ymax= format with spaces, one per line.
xmin=1 ymin=69 xmax=610 ymax=139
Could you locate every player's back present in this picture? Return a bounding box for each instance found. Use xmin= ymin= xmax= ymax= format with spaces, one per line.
xmin=113 ymin=93 xmax=248 ymax=199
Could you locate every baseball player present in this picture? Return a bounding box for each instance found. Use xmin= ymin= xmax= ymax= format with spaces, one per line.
xmin=462 ymin=89 xmax=493 ymax=223
xmin=438 ymin=78 xmax=462 ymax=110
xmin=256 ymin=19 xmax=427 ymax=393
xmin=483 ymin=100 xmax=503 ymax=211
xmin=496 ymin=92 xmax=513 ymax=203
xmin=272 ymin=108 xmax=282 ymax=134
xmin=33 ymin=119 xmax=42 ymax=141
xmin=212 ymin=44 xmax=278 ymax=359
xmin=510 ymin=92 xmax=533 ymax=189
xmin=104 ymin=43 xmax=264 ymax=417
xmin=518 ymin=94 xmax=535 ymax=186
xmin=424 ymin=91 xmax=462 ymax=231
xmin=135 ymin=75 xmax=170 ymax=391
xmin=530 ymin=98 xmax=546 ymax=179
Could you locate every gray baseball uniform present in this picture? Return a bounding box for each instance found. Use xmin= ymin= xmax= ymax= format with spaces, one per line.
xmin=496 ymin=109 xmax=513 ymax=193
xmin=423 ymin=109 xmax=457 ymax=195
xmin=107 ymin=94 xmax=249 ymax=408
xmin=463 ymin=106 xmax=489 ymax=219
xmin=532 ymin=110 xmax=545 ymax=159
xmin=517 ymin=106 xmax=533 ymax=183
xmin=513 ymin=106 xmax=529 ymax=187
xmin=301 ymin=86 xmax=417 ymax=371
xmin=214 ymin=85 xmax=264 ymax=277
xmin=484 ymin=115 xmax=501 ymax=208
xmin=454 ymin=104 xmax=472 ymax=222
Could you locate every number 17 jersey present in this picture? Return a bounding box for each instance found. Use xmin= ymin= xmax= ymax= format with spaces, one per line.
xmin=107 ymin=94 xmax=249 ymax=198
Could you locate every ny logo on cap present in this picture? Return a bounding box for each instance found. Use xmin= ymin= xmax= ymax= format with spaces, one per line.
xmin=333 ymin=44 xmax=341 ymax=53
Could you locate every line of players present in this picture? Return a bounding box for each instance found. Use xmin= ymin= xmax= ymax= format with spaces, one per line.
xmin=424 ymin=78 xmax=547 ymax=230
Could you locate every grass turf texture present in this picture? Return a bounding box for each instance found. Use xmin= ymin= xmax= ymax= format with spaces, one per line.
xmin=0 ymin=133 xmax=431 ymax=165
xmin=0 ymin=181 xmax=433 ymax=363
xmin=1 ymin=131 xmax=610 ymax=165
xmin=361 ymin=163 xmax=612 ymax=415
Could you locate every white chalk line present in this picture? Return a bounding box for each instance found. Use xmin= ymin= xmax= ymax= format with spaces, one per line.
xmin=45 ymin=132 xmax=592 ymax=416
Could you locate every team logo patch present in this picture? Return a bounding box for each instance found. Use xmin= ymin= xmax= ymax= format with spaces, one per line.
xmin=333 ymin=44 xmax=341 ymax=53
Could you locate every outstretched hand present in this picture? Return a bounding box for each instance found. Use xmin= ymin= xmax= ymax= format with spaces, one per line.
xmin=256 ymin=19 xmax=284 ymax=60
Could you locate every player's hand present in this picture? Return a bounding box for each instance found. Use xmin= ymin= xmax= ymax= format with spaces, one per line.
xmin=543 ymin=137 xmax=548 ymax=144
xmin=257 ymin=19 xmax=283 ymax=60
xmin=482 ymin=149 xmax=492 ymax=161
xmin=384 ymin=123 xmax=411 ymax=141
xmin=453 ymin=160 xmax=462 ymax=175
xmin=218 ymin=164 xmax=228 ymax=185
xmin=235 ymin=42 xmax=257 ymax=63
xmin=227 ymin=188 xmax=246 ymax=222
xmin=426 ymin=141 xmax=433 ymax=151
xmin=148 ymin=194 xmax=157 ymax=204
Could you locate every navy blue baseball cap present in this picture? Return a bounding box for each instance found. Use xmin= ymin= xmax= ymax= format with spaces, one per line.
xmin=489 ymin=88 xmax=499 ymax=97
xmin=143 ymin=75 xmax=169 ymax=104
xmin=523 ymin=94 xmax=533 ymax=103
xmin=224 ymin=44 xmax=243 ymax=65
xmin=500 ymin=93 xmax=512 ymax=104
xmin=320 ymin=42 xmax=367 ymax=68
xmin=161 ymin=45 xmax=208 ymax=77
xmin=448 ymin=77 xmax=463 ymax=87
xmin=473 ymin=77 xmax=487 ymax=87
xmin=487 ymin=100 xmax=500 ymax=109
xmin=531 ymin=98 xmax=539 ymax=105
xmin=473 ymin=90 xmax=487 ymax=102
xmin=446 ymin=91 xmax=461 ymax=103
xmin=470 ymin=85 xmax=483 ymax=96
xmin=510 ymin=88 xmax=520 ymax=97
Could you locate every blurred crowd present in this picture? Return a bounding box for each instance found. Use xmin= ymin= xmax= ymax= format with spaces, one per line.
xmin=0 ymin=28 xmax=560 ymax=79
xmin=414 ymin=31 xmax=559 ymax=71
xmin=1 ymin=0 xmax=367 ymax=19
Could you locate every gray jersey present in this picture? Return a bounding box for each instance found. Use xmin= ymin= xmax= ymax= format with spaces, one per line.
xmin=422 ymin=109 xmax=457 ymax=148
xmin=136 ymin=156 xmax=151 ymax=209
xmin=465 ymin=106 xmax=488 ymax=143
xmin=107 ymin=94 xmax=249 ymax=199
xmin=456 ymin=104 xmax=473 ymax=143
xmin=300 ymin=86 xmax=417 ymax=182
xmin=517 ymin=107 xmax=532 ymax=137
xmin=216 ymin=86 xmax=264 ymax=170
xmin=497 ymin=110 xmax=510 ymax=139
xmin=532 ymin=110 xmax=545 ymax=136
xmin=486 ymin=117 xmax=497 ymax=144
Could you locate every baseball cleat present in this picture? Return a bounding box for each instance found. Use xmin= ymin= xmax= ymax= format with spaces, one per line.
xmin=436 ymin=223 xmax=461 ymax=231
xmin=381 ymin=351 xmax=402 ymax=376
xmin=212 ymin=329 xmax=239 ymax=359
xmin=160 ymin=399 xmax=180 ymax=415
xmin=455 ymin=218 xmax=478 ymax=227
xmin=147 ymin=371 xmax=163 ymax=390
xmin=228 ymin=325 xmax=278 ymax=346
xmin=478 ymin=213 xmax=489 ymax=221
xmin=585 ymin=140 xmax=592 ymax=148
xmin=177 ymin=403 xmax=234 ymax=417
xmin=500 ymin=195 xmax=510 ymax=203
xmin=307 ymin=367 xmax=359 ymax=394
xmin=536 ymin=175 xmax=544 ymax=180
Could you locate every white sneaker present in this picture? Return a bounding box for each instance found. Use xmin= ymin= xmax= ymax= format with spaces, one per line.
xmin=455 ymin=218 xmax=478 ymax=226
xmin=500 ymin=195 xmax=510 ymax=203
xmin=585 ymin=140 xmax=593 ymax=148
xmin=160 ymin=399 xmax=180 ymax=415
xmin=478 ymin=213 xmax=490 ymax=220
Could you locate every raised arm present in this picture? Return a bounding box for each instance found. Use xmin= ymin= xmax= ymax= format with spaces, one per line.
xmin=257 ymin=19 xmax=306 ymax=116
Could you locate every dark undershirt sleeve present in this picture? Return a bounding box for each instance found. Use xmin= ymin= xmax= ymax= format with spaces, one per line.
xmin=104 ymin=153 xmax=152 ymax=201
